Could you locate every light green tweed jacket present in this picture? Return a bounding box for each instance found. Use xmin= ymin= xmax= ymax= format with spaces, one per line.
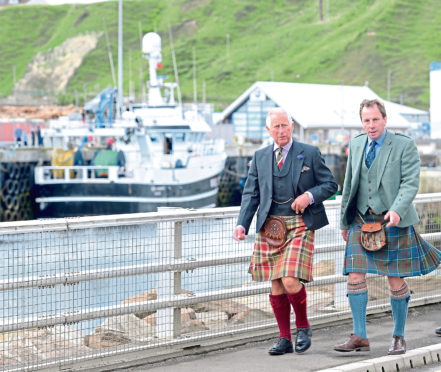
xmin=340 ymin=130 xmax=420 ymax=229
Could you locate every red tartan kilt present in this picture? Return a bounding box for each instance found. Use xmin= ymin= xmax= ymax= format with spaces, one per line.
xmin=249 ymin=215 xmax=315 ymax=282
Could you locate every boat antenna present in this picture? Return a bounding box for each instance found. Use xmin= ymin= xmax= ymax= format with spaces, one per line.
xmin=138 ymin=21 xmax=146 ymax=101
xmin=102 ymin=17 xmax=116 ymax=87
xmin=117 ymin=0 xmax=123 ymax=118
xmin=142 ymin=32 xmax=163 ymax=106
xmin=192 ymin=46 xmax=197 ymax=105
xmin=168 ymin=25 xmax=182 ymax=106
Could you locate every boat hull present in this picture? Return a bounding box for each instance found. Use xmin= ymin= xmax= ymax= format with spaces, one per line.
xmin=34 ymin=176 xmax=220 ymax=218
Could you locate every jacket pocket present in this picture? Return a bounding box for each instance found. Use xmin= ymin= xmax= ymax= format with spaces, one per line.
xmin=309 ymin=203 xmax=325 ymax=215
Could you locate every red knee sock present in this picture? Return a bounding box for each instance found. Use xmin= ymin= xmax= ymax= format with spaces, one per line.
xmin=287 ymin=285 xmax=310 ymax=329
xmin=269 ymin=294 xmax=292 ymax=340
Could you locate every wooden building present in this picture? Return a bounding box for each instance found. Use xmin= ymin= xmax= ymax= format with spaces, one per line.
xmin=214 ymin=81 xmax=428 ymax=145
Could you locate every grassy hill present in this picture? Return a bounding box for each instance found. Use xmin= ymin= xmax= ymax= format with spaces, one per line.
xmin=0 ymin=0 xmax=440 ymax=110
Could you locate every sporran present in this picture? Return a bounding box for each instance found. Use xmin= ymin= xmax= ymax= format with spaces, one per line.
xmin=261 ymin=216 xmax=287 ymax=248
xmin=358 ymin=213 xmax=386 ymax=251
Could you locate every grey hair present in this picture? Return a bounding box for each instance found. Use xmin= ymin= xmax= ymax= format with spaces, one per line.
xmin=266 ymin=107 xmax=293 ymax=127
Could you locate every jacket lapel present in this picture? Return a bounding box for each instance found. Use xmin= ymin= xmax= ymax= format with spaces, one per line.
xmin=349 ymin=136 xmax=366 ymax=199
xmin=376 ymin=131 xmax=393 ymax=188
xmin=262 ymin=145 xmax=274 ymax=194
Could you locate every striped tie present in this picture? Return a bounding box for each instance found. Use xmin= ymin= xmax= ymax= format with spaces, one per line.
xmin=276 ymin=147 xmax=283 ymax=170
xmin=365 ymin=141 xmax=377 ymax=168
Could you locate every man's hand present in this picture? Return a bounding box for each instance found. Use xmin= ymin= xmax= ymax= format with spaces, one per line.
xmin=291 ymin=193 xmax=310 ymax=214
xmin=341 ymin=229 xmax=349 ymax=242
xmin=384 ymin=210 xmax=401 ymax=227
xmin=233 ymin=226 xmax=246 ymax=241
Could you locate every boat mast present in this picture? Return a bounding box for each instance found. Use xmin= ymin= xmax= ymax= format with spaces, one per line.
xmin=117 ymin=0 xmax=123 ymax=117
xmin=142 ymin=32 xmax=164 ymax=106
xmin=168 ymin=26 xmax=182 ymax=107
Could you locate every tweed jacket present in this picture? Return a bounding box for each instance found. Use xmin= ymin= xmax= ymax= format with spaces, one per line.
xmin=340 ymin=130 xmax=420 ymax=229
xmin=237 ymin=141 xmax=337 ymax=234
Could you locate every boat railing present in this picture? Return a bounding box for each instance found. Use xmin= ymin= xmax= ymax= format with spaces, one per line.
xmin=34 ymin=165 xmax=121 ymax=184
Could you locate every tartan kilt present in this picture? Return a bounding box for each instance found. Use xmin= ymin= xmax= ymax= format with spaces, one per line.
xmin=249 ymin=215 xmax=315 ymax=282
xmin=344 ymin=213 xmax=441 ymax=276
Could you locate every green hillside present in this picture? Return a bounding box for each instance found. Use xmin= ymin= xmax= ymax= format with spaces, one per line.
xmin=0 ymin=0 xmax=440 ymax=109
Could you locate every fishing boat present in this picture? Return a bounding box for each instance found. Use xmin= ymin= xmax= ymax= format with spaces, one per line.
xmin=33 ymin=32 xmax=226 ymax=218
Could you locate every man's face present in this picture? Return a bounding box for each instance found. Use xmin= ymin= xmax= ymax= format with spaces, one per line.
xmin=266 ymin=112 xmax=294 ymax=147
xmin=361 ymin=104 xmax=387 ymax=140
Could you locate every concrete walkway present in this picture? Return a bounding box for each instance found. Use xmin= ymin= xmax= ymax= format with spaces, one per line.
xmin=128 ymin=302 xmax=441 ymax=372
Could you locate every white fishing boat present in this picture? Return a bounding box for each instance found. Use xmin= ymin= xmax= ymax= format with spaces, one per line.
xmin=33 ymin=32 xmax=226 ymax=218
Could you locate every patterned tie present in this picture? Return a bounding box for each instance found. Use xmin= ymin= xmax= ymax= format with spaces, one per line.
xmin=365 ymin=140 xmax=377 ymax=168
xmin=276 ymin=147 xmax=283 ymax=170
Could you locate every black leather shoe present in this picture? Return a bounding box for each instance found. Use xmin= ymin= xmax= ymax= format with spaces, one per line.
xmin=295 ymin=327 xmax=312 ymax=353
xmin=268 ymin=337 xmax=293 ymax=355
xmin=436 ymin=327 xmax=441 ymax=336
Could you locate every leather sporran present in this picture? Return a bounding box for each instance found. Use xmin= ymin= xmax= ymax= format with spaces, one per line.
xmin=262 ymin=216 xmax=287 ymax=248
xmin=359 ymin=214 xmax=386 ymax=251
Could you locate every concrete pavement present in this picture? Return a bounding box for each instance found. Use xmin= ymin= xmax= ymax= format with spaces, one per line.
xmin=127 ymin=302 xmax=441 ymax=372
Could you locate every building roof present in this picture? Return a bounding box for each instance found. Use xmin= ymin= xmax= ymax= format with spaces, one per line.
xmin=217 ymin=81 xmax=426 ymax=130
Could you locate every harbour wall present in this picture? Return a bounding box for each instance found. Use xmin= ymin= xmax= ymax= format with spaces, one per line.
xmin=0 ymin=146 xmax=439 ymax=221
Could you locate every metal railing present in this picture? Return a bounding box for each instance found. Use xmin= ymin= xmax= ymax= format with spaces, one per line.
xmin=34 ymin=165 xmax=120 ymax=184
xmin=0 ymin=194 xmax=439 ymax=370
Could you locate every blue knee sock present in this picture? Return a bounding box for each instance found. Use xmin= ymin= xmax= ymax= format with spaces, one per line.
xmin=390 ymin=282 xmax=410 ymax=338
xmin=347 ymin=281 xmax=368 ymax=339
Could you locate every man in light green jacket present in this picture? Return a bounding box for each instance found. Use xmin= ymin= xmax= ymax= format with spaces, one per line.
xmin=334 ymin=98 xmax=441 ymax=355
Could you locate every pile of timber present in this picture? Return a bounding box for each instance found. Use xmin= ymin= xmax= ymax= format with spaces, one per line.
xmin=0 ymin=105 xmax=79 ymax=120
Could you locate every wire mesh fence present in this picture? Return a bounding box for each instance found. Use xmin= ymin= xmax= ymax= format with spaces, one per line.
xmin=0 ymin=195 xmax=439 ymax=370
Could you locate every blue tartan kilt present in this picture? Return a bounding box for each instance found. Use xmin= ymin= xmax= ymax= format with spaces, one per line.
xmin=344 ymin=212 xmax=441 ymax=277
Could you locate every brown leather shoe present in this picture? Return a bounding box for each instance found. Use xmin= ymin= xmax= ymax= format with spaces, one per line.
xmin=388 ymin=335 xmax=406 ymax=355
xmin=334 ymin=334 xmax=370 ymax=352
